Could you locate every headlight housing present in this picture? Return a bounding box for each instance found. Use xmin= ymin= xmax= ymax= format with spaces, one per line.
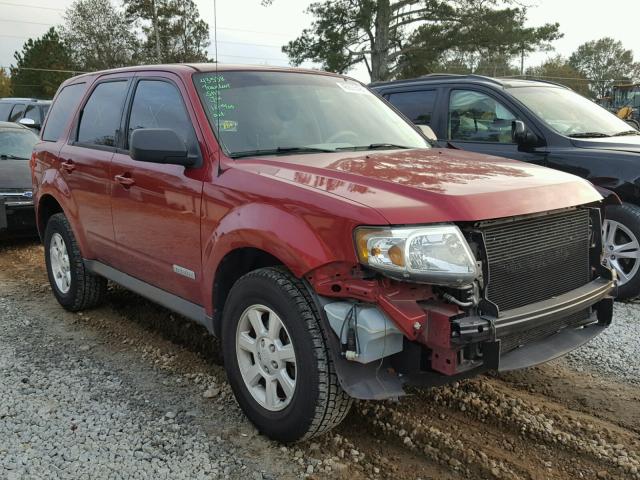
xmin=354 ymin=225 xmax=478 ymax=285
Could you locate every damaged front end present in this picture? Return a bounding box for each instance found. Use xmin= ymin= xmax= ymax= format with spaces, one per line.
xmin=305 ymin=206 xmax=616 ymax=400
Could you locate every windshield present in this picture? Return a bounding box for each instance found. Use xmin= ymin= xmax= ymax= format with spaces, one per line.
xmin=509 ymin=86 xmax=637 ymax=137
xmin=0 ymin=129 xmax=37 ymax=159
xmin=194 ymin=71 xmax=429 ymax=157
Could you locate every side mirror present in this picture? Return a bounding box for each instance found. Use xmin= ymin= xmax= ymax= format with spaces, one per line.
xmin=19 ymin=117 xmax=39 ymax=129
xmin=130 ymin=128 xmax=193 ymax=166
xmin=416 ymin=124 xmax=438 ymax=143
xmin=511 ymin=120 xmax=538 ymax=147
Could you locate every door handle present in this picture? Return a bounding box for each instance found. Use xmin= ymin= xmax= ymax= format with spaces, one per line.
xmin=61 ymin=160 xmax=76 ymax=173
xmin=114 ymin=174 xmax=135 ymax=188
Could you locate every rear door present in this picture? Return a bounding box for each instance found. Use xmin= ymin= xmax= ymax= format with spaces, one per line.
xmin=57 ymin=75 xmax=131 ymax=261
xmin=109 ymin=73 xmax=205 ymax=304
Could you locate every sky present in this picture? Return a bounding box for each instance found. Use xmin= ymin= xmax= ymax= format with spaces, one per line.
xmin=1 ymin=0 xmax=639 ymax=83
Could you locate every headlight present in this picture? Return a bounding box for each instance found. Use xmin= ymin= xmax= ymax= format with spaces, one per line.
xmin=354 ymin=225 xmax=478 ymax=285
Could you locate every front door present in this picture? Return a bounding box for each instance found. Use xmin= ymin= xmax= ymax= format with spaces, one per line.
xmin=444 ymin=89 xmax=547 ymax=165
xmin=110 ymin=75 xmax=205 ymax=304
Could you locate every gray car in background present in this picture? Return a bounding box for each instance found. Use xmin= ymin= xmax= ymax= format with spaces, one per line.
xmin=0 ymin=98 xmax=51 ymax=132
xmin=0 ymin=121 xmax=38 ymax=237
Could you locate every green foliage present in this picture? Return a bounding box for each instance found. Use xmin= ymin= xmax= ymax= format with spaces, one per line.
xmin=10 ymin=27 xmax=76 ymax=99
xmin=526 ymin=56 xmax=590 ymax=97
xmin=61 ymin=0 xmax=139 ymax=71
xmin=125 ymin=0 xmax=211 ymax=63
xmin=569 ymin=38 xmax=640 ymax=99
xmin=0 ymin=69 xmax=11 ymax=97
xmin=281 ymin=0 xmax=561 ymax=81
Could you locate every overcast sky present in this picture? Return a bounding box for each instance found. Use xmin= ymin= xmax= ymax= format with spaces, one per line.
xmin=1 ymin=0 xmax=639 ymax=83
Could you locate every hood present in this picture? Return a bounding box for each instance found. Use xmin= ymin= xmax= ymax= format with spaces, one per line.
xmin=571 ymin=135 xmax=640 ymax=154
xmin=235 ymin=148 xmax=601 ymax=225
xmin=0 ymin=159 xmax=32 ymax=190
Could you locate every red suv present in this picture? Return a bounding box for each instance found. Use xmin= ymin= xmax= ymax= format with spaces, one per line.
xmin=32 ymin=64 xmax=615 ymax=442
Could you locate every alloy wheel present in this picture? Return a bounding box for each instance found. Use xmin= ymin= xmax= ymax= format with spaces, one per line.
xmin=49 ymin=232 xmax=71 ymax=294
xmin=235 ymin=304 xmax=297 ymax=411
xmin=603 ymin=219 xmax=640 ymax=286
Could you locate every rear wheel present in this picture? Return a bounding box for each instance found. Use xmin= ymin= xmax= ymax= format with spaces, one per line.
xmin=221 ymin=267 xmax=352 ymax=442
xmin=603 ymin=204 xmax=640 ymax=299
xmin=44 ymin=213 xmax=107 ymax=311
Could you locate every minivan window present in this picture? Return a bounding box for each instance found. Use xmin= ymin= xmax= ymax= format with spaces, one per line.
xmin=449 ymin=90 xmax=516 ymax=143
xmin=387 ymin=90 xmax=437 ymax=125
xmin=194 ymin=71 xmax=428 ymax=157
xmin=127 ymin=80 xmax=197 ymax=154
xmin=0 ymin=103 xmax=12 ymax=121
xmin=42 ymin=83 xmax=86 ymax=142
xmin=9 ymin=104 xmax=25 ymax=122
xmin=77 ymin=81 xmax=128 ymax=147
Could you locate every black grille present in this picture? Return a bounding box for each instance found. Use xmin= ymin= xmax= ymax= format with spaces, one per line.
xmin=499 ymin=309 xmax=592 ymax=353
xmin=482 ymin=209 xmax=591 ymax=312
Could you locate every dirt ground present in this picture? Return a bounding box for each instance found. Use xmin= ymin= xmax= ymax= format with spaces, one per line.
xmin=1 ymin=238 xmax=639 ymax=480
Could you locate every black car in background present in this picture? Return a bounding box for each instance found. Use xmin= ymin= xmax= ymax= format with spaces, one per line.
xmin=372 ymin=74 xmax=640 ymax=299
xmin=0 ymin=121 xmax=38 ymax=237
xmin=0 ymin=97 xmax=51 ymax=132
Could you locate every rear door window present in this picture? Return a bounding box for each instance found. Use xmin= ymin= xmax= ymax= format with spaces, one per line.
xmin=42 ymin=83 xmax=86 ymax=142
xmin=77 ymin=80 xmax=128 ymax=147
xmin=387 ymin=90 xmax=437 ymax=125
xmin=9 ymin=104 xmax=25 ymax=122
xmin=0 ymin=103 xmax=12 ymax=121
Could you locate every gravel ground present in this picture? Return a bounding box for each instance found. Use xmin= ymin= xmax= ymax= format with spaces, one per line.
xmin=1 ymin=241 xmax=640 ymax=480
xmin=0 ymin=284 xmax=292 ymax=480
xmin=566 ymin=301 xmax=640 ymax=384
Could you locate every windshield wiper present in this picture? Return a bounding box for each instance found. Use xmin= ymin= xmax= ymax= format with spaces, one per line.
xmin=0 ymin=154 xmax=29 ymax=160
xmin=567 ymin=132 xmax=610 ymax=138
xmin=612 ymin=130 xmax=640 ymax=137
xmin=336 ymin=143 xmax=413 ymax=151
xmin=229 ymin=146 xmax=336 ymax=159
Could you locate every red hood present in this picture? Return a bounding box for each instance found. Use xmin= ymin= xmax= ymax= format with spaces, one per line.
xmin=232 ymin=148 xmax=602 ymax=224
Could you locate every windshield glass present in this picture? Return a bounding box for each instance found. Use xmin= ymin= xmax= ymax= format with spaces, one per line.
xmin=509 ymin=86 xmax=636 ymax=137
xmin=0 ymin=129 xmax=37 ymax=159
xmin=194 ymin=71 xmax=429 ymax=157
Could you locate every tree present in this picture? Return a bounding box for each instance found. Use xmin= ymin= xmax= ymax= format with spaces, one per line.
xmin=125 ymin=0 xmax=211 ymax=63
xmin=274 ymin=0 xmax=561 ymax=82
xmin=569 ymin=38 xmax=640 ymax=99
xmin=526 ymin=56 xmax=590 ymax=97
xmin=61 ymin=0 xmax=139 ymax=71
xmin=10 ymin=27 xmax=76 ymax=98
xmin=0 ymin=69 xmax=11 ymax=97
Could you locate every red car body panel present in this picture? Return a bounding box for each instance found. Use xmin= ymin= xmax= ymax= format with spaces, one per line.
xmin=31 ymin=64 xmax=605 ymax=339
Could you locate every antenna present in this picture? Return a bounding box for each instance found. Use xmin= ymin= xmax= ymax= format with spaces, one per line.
xmin=213 ymin=0 xmax=223 ymax=176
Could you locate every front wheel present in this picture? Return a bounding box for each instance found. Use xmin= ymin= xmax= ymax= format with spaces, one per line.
xmin=603 ymin=204 xmax=640 ymax=299
xmin=221 ymin=267 xmax=352 ymax=442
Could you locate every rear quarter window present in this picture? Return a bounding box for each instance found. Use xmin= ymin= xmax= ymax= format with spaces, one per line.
xmin=42 ymin=83 xmax=87 ymax=142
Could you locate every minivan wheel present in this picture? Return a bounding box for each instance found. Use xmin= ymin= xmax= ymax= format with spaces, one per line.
xmin=221 ymin=267 xmax=352 ymax=442
xmin=44 ymin=213 xmax=107 ymax=311
xmin=603 ymin=204 xmax=640 ymax=299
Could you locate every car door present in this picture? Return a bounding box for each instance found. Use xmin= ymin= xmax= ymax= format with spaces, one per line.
xmin=109 ymin=74 xmax=205 ymax=304
xmin=57 ymin=75 xmax=131 ymax=262
xmin=444 ymin=88 xmax=547 ymax=165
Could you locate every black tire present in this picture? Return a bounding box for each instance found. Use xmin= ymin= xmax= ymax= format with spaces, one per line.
xmin=604 ymin=203 xmax=640 ymax=299
xmin=221 ymin=267 xmax=352 ymax=442
xmin=44 ymin=213 xmax=107 ymax=311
